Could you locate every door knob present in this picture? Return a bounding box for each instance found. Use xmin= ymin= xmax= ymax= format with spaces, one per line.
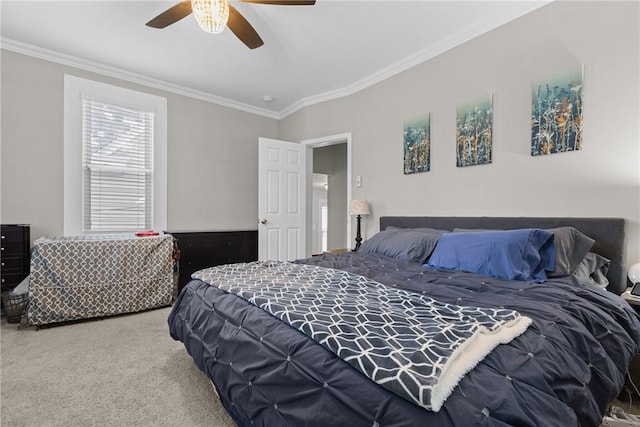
xmin=260 ymin=218 xmax=268 ymax=225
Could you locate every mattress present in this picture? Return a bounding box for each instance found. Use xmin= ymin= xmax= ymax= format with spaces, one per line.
xmin=169 ymin=251 xmax=640 ymax=426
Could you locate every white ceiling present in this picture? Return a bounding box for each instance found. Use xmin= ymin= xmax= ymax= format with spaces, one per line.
xmin=1 ymin=0 xmax=547 ymax=118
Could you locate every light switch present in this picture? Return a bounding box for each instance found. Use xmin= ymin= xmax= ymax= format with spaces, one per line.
xmin=356 ymin=175 xmax=362 ymax=187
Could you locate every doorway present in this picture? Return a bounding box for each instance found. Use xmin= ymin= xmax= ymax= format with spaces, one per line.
xmin=302 ymin=133 xmax=352 ymax=256
xmin=312 ymin=144 xmax=347 ymax=252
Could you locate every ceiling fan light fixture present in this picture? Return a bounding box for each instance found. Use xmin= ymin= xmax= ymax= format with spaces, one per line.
xmin=192 ymin=0 xmax=229 ymax=34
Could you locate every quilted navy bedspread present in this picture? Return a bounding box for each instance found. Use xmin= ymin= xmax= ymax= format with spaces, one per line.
xmin=168 ymin=252 xmax=640 ymax=427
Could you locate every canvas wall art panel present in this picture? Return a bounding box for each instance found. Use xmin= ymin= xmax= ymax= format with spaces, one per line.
xmin=531 ymin=67 xmax=583 ymax=156
xmin=456 ymin=95 xmax=493 ymax=167
xmin=403 ymin=114 xmax=430 ymax=175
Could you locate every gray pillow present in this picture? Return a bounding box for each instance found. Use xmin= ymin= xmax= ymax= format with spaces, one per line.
xmin=573 ymin=252 xmax=610 ymax=288
xmin=360 ymin=227 xmax=445 ymax=263
xmin=546 ymin=227 xmax=595 ymax=277
xmin=452 ymin=226 xmax=595 ymax=277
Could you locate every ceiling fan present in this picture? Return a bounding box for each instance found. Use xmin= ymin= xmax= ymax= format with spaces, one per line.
xmin=146 ymin=0 xmax=316 ymax=49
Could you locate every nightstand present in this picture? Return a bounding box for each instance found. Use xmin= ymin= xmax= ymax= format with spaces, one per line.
xmin=622 ymin=288 xmax=640 ymax=313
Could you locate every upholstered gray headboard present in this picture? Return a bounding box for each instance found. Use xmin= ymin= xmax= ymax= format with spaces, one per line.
xmin=380 ymin=216 xmax=628 ymax=295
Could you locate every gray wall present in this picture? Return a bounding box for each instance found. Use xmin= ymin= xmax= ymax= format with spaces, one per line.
xmin=279 ymin=1 xmax=640 ymax=267
xmin=1 ymin=1 xmax=638 ymax=268
xmin=1 ymin=50 xmax=278 ymax=242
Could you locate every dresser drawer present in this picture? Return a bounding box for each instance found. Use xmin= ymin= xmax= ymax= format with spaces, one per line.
xmin=0 ymin=242 xmax=26 ymax=255
xmin=1 ymin=272 xmax=25 ymax=287
xmin=1 ymin=256 xmax=24 ymax=272
xmin=1 ymin=227 xmax=26 ymax=243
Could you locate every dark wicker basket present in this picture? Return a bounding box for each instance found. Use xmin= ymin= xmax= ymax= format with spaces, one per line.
xmin=1 ymin=291 xmax=28 ymax=324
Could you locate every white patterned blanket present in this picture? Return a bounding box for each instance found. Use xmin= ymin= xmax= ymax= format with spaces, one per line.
xmin=193 ymin=261 xmax=531 ymax=411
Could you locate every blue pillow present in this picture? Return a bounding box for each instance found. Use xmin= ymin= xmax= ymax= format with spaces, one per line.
xmin=452 ymin=226 xmax=594 ymax=276
xmin=425 ymin=229 xmax=555 ymax=282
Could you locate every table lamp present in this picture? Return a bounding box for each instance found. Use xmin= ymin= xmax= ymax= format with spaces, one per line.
xmin=350 ymin=199 xmax=369 ymax=251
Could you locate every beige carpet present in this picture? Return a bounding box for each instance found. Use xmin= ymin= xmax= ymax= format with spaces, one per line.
xmin=0 ymin=307 xmax=236 ymax=427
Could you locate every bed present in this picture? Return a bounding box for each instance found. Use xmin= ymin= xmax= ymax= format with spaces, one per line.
xmin=168 ymin=216 xmax=640 ymax=427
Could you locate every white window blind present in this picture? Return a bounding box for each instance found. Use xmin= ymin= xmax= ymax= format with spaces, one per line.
xmin=82 ymin=100 xmax=154 ymax=232
xmin=65 ymin=75 xmax=167 ymax=236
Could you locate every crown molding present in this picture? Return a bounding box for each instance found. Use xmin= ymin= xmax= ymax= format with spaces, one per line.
xmin=277 ymin=1 xmax=550 ymax=118
xmin=0 ymin=38 xmax=280 ymax=120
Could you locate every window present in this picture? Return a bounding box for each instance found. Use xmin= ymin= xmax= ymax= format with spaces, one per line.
xmin=82 ymin=100 xmax=153 ymax=231
xmin=64 ymin=75 xmax=167 ymax=235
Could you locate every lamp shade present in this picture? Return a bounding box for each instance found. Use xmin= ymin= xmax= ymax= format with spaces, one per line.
xmin=350 ymin=199 xmax=370 ymax=216
xmin=192 ymin=0 xmax=229 ymax=34
xmin=629 ymin=263 xmax=640 ymax=285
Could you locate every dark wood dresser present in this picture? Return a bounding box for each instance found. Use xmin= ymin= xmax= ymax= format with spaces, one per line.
xmin=1 ymin=224 xmax=30 ymax=293
xmin=168 ymin=230 xmax=258 ymax=295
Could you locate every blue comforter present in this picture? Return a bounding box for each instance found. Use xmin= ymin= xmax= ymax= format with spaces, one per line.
xmin=168 ymin=252 xmax=640 ymax=427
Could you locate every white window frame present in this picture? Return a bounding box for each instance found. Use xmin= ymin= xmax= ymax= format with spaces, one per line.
xmin=64 ymin=75 xmax=167 ymax=235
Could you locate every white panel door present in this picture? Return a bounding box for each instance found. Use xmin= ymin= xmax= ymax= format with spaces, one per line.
xmin=258 ymin=137 xmax=306 ymax=261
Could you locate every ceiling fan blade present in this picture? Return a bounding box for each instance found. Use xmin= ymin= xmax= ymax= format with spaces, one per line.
xmin=239 ymin=0 xmax=316 ymax=4
xmin=146 ymin=1 xmax=193 ymax=29
xmin=228 ymin=5 xmax=264 ymax=49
